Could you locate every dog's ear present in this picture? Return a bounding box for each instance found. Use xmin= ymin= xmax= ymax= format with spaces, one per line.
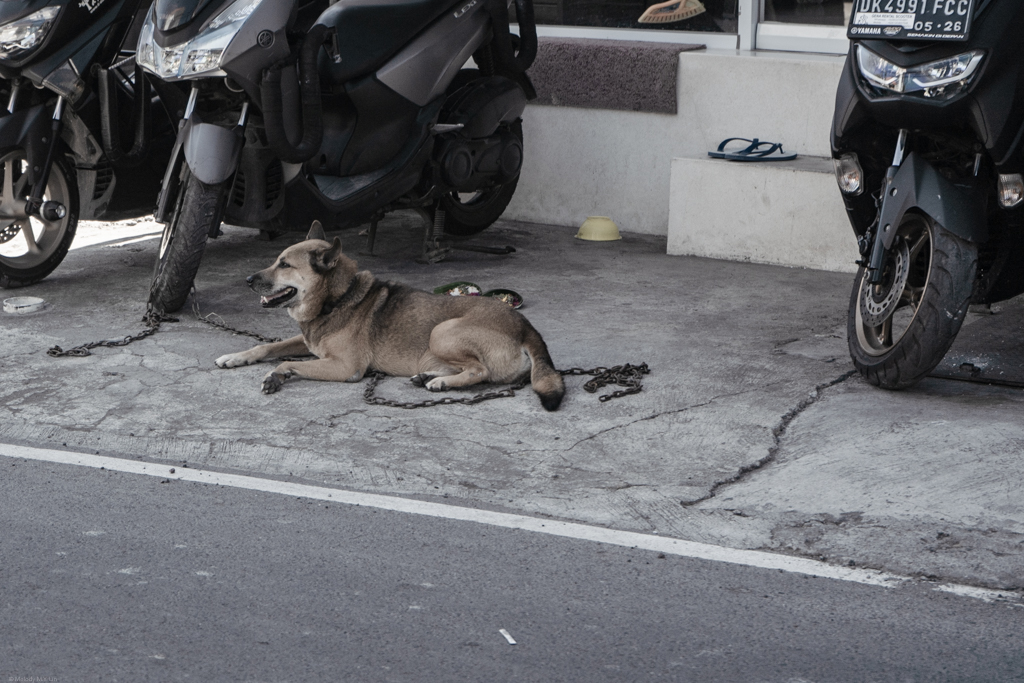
xmin=306 ymin=220 xmax=326 ymax=242
xmin=313 ymin=236 xmax=343 ymax=273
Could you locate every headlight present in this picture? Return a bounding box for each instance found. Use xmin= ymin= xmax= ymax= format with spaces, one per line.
xmin=856 ymin=46 xmax=984 ymax=100
xmin=137 ymin=0 xmax=263 ymax=80
xmin=0 ymin=6 xmax=60 ymax=62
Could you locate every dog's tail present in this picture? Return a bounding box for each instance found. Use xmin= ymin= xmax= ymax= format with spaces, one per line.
xmin=522 ymin=322 xmax=565 ymax=411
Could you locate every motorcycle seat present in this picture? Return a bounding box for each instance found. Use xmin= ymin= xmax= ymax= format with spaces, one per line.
xmin=315 ymin=0 xmax=458 ymax=85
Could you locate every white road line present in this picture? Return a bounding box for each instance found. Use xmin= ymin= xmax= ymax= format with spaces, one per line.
xmin=2 ymin=442 xmax=1021 ymax=605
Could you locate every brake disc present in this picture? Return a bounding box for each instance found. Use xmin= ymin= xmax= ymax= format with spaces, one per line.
xmin=0 ymin=221 xmax=22 ymax=244
xmin=860 ymin=238 xmax=911 ymax=327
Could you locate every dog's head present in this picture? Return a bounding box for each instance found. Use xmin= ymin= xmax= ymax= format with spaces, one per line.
xmin=246 ymin=221 xmax=356 ymax=321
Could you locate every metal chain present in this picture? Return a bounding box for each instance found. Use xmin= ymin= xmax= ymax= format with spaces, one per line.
xmin=191 ymin=291 xmax=282 ymax=344
xmin=362 ymin=362 xmax=650 ymax=409
xmin=362 ymin=371 xmax=532 ymax=409
xmin=46 ymin=308 xmax=178 ymax=357
xmin=561 ymin=362 xmax=651 ymax=402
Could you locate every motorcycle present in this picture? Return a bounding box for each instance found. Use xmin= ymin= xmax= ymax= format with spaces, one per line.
xmin=833 ymin=0 xmax=1024 ymax=388
xmin=138 ymin=0 xmax=538 ymax=313
xmin=0 ymin=0 xmax=182 ymax=289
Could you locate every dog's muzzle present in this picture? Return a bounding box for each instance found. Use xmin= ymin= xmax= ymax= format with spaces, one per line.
xmin=247 ymin=272 xmax=297 ymax=308
xmin=259 ymin=287 xmax=297 ymax=308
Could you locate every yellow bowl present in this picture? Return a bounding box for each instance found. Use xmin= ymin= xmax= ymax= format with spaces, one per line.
xmin=576 ymin=216 xmax=621 ymax=241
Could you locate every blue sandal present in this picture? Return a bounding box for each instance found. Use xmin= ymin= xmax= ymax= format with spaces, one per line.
xmin=709 ymin=137 xmax=797 ymax=162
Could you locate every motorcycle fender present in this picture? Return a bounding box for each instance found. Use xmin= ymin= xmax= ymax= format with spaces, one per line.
xmin=880 ymin=151 xmax=988 ymax=251
xmin=182 ymin=119 xmax=244 ymax=186
xmin=0 ymin=102 xmax=56 ymax=188
xmin=440 ymin=77 xmax=527 ymax=139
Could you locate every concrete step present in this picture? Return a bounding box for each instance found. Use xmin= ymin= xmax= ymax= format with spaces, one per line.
xmin=504 ymin=48 xmax=847 ymax=238
xmin=667 ymin=154 xmax=859 ymax=273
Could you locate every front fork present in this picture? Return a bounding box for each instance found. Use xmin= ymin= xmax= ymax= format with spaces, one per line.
xmin=15 ymin=92 xmax=70 ymax=223
xmin=864 ymin=128 xmax=908 ymax=285
xmin=154 ymin=85 xmax=249 ymax=226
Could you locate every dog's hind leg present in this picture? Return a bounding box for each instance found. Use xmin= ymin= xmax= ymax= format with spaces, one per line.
xmin=412 ymin=351 xmax=458 ymax=387
xmin=422 ymin=320 xmax=521 ymax=392
xmin=261 ymin=357 xmax=367 ymax=394
xmin=424 ymin=364 xmax=490 ymax=392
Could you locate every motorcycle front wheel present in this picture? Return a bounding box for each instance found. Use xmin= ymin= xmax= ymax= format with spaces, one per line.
xmin=149 ymin=166 xmax=226 ymax=313
xmin=0 ymin=149 xmax=79 ymax=288
xmin=848 ymin=213 xmax=977 ymax=389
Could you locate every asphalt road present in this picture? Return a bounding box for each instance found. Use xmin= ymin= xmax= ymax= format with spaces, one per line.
xmin=2 ymin=455 xmax=1023 ymax=683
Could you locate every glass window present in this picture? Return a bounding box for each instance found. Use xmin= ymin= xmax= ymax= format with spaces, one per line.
xmin=763 ymin=0 xmax=852 ymax=26
xmin=533 ymin=0 xmax=739 ymax=34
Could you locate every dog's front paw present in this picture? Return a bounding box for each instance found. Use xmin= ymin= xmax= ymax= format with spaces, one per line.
xmin=261 ymin=370 xmax=292 ymax=394
xmin=425 ymin=377 xmax=449 ymax=392
xmin=216 ymin=352 xmax=253 ymax=368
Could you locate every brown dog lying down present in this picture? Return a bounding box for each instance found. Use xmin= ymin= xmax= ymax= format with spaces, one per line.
xmin=215 ymin=222 xmax=565 ymax=411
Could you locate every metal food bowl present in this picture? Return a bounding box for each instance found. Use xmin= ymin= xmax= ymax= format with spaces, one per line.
xmin=3 ymin=296 xmax=46 ymax=314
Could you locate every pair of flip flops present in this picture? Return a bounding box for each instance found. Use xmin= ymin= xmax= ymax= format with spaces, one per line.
xmin=433 ymin=282 xmax=524 ymax=309
xmin=708 ymin=138 xmax=797 ymax=162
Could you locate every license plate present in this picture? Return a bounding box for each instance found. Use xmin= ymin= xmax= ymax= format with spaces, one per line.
xmin=848 ymin=0 xmax=973 ymax=41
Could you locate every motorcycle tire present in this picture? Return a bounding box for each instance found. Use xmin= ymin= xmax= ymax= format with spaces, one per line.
xmin=848 ymin=213 xmax=977 ymax=389
xmin=0 ymin=149 xmax=79 ymax=289
xmin=149 ymin=167 xmax=226 ymax=313
xmin=441 ymin=122 xmax=522 ymax=237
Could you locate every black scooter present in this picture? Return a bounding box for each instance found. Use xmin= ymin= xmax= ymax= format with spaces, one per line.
xmin=0 ymin=0 xmax=181 ymax=288
xmin=833 ymin=0 xmax=1024 ymax=388
xmin=139 ymin=0 xmax=537 ymax=313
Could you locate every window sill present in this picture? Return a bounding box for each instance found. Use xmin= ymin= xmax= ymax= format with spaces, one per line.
xmin=755 ymin=22 xmax=849 ymax=55
xmin=527 ymin=24 xmax=739 ymax=50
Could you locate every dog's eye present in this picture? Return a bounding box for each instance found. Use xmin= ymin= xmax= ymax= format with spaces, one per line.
xmin=278 ymin=261 xmax=291 ymax=269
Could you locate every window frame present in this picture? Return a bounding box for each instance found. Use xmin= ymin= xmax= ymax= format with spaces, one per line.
xmin=523 ymin=0 xmax=851 ymax=54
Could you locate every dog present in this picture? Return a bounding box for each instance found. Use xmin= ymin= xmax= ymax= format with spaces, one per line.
xmin=215 ymin=221 xmax=565 ymax=411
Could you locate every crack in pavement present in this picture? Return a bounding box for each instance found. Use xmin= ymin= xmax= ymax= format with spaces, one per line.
xmin=561 ymin=386 xmax=776 ymax=455
xmin=681 ymin=369 xmax=859 ymax=508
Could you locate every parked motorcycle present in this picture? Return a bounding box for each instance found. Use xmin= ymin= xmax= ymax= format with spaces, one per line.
xmin=0 ymin=0 xmax=182 ymax=289
xmin=833 ymin=0 xmax=1024 ymax=388
xmin=138 ymin=0 xmax=537 ymax=313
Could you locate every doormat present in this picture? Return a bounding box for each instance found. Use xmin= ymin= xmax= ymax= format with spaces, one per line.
xmin=930 ymin=295 xmax=1024 ymax=388
xmin=529 ymin=38 xmax=704 ymax=114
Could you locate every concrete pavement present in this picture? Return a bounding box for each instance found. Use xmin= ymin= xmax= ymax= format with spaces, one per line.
xmin=2 ymin=214 xmax=1022 ymax=592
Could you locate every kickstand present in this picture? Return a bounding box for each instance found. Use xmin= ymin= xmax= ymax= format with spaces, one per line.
xmin=419 ymin=207 xmax=452 ymax=264
xmin=360 ymin=217 xmax=379 ymax=256
xmin=450 ymin=243 xmax=516 ymax=255
xmin=417 ymin=205 xmax=516 ymax=263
